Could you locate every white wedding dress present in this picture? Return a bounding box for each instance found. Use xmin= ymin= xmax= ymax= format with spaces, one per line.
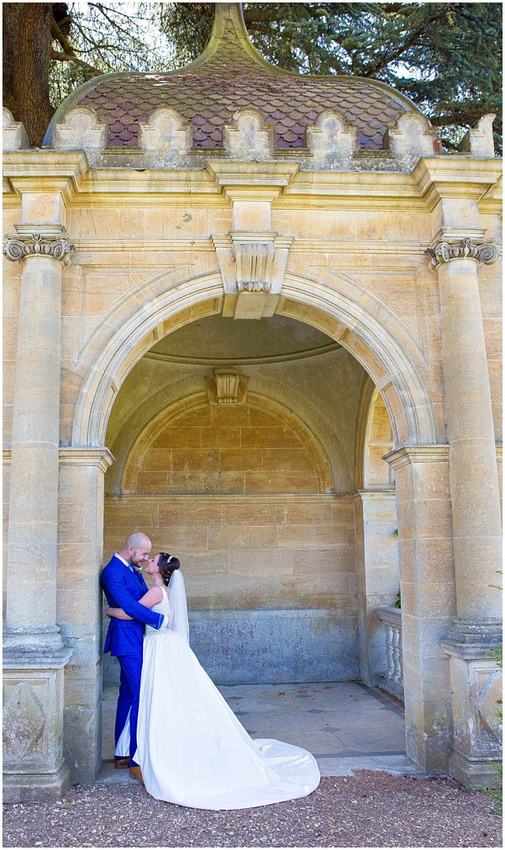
xmin=115 ymin=572 xmax=320 ymax=810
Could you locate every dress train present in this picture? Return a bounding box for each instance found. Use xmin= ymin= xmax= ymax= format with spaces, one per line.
xmin=116 ymin=584 xmax=320 ymax=810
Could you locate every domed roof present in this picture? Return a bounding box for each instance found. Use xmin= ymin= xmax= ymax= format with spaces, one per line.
xmin=45 ymin=3 xmax=428 ymax=155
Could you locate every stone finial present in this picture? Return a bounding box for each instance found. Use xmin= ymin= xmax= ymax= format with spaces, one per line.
xmin=52 ymin=106 xmax=107 ymax=164
xmin=458 ymin=114 xmax=496 ymax=158
xmin=140 ymin=107 xmax=191 ymax=167
xmin=427 ymin=236 xmax=499 ymax=270
xmin=223 ymin=109 xmax=274 ymax=161
xmin=3 ymin=108 xmax=29 ymax=151
xmin=3 ymin=225 xmax=73 ymax=264
xmin=387 ymin=112 xmax=438 ymax=168
xmin=306 ymin=109 xmax=358 ymax=169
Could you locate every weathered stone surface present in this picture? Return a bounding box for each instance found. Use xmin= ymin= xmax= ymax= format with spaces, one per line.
xmin=2 ymin=3 xmax=502 ymax=801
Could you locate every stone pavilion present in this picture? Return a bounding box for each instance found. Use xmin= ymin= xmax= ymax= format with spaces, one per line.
xmin=3 ymin=3 xmax=502 ymax=802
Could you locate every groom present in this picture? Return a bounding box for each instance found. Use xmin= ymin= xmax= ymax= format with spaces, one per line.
xmin=101 ymin=531 xmax=165 ymax=784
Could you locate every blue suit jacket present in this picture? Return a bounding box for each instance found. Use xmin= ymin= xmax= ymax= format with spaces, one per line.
xmin=101 ymin=554 xmax=163 ymax=656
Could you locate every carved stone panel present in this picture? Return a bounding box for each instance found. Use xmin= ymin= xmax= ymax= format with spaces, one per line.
xmin=387 ymin=112 xmax=438 ymax=169
xmin=52 ymin=106 xmax=107 ymax=165
xmin=140 ymin=107 xmax=191 ymax=168
xmin=458 ymin=114 xmax=496 ymax=158
xmin=3 ymin=680 xmax=46 ymax=762
xmin=306 ymin=109 xmax=358 ymax=169
xmin=3 ymin=108 xmax=29 ymax=151
xmin=223 ymin=109 xmax=274 ymax=161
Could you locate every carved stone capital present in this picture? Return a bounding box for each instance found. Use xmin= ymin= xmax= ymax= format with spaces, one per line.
xmin=427 ymin=236 xmax=499 ymax=270
xmin=3 ymin=225 xmax=73 ymax=264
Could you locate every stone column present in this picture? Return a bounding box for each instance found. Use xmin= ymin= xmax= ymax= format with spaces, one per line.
xmin=3 ymin=226 xmax=73 ymax=802
xmin=427 ymin=232 xmax=502 ymax=786
xmin=384 ymin=445 xmax=455 ymax=774
xmin=354 ymin=490 xmax=399 ymax=687
xmin=58 ymin=447 xmax=114 ymax=784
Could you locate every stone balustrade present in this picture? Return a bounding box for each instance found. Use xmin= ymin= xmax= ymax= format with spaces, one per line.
xmin=375 ymin=605 xmax=404 ymax=701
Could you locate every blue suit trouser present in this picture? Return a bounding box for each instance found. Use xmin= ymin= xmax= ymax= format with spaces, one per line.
xmin=115 ymin=653 xmax=142 ymax=766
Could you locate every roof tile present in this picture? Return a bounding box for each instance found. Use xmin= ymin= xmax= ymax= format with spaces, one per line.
xmin=55 ymin=15 xmax=415 ymax=153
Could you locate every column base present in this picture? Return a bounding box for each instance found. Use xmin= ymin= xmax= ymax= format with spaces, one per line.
xmin=3 ymin=643 xmax=73 ymax=803
xmin=443 ymin=621 xmax=502 ymax=789
xmin=448 ymin=749 xmax=502 ymax=790
xmin=3 ymin=762 xmax=71 ymax=804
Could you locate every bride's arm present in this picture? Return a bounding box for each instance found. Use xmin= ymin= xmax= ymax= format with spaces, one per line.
xmin=106 ymin=606 xmax=132 ymax=620
xmin=106 ymin=586 xmax=164 ymax=619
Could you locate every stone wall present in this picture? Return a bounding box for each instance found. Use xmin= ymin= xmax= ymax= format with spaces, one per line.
xmin=104 ymin=493 xmax=358 ymax=683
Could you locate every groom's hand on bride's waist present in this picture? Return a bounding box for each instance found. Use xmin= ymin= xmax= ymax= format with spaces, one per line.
xmin=154 ymin=614 xmax=169 ymax=629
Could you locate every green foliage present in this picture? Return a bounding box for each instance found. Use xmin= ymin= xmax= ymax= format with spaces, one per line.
xmin=394 ymin=589 xmax=401 ymax=609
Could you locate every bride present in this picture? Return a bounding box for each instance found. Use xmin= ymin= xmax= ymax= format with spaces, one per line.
xmin=106 ymin=552 xmax=320 ymax=810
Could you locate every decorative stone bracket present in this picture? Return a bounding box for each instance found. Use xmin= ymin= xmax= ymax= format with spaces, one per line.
xmin=427 ymin=233 xmax=499 ymax=270
xmin=213 ymin=231 xmax=292 ymax=319
xmin=206 ymin=368 xmax=249 ymax=405
xmin=3 ymin=225 xmax=73 ymax=264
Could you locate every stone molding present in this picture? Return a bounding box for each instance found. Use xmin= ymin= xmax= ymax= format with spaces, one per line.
xmin=383 ymin=444 xmax=449 ymax=470
xmin=427 ymin=234 xmax=499 ymax=269
xmin=3 ymin=224 xmax=73 ymax=264
xmin=59 ymin=446 xmax=115 ymax=472
xmin=357 ymin=488 xmax=396 ymax=499
xmin=442 ymin=618 xmax=502 ymax=652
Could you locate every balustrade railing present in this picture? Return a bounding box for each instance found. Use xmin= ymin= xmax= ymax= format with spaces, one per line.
xmin=375 ymin=605 xmax=404 ymax=701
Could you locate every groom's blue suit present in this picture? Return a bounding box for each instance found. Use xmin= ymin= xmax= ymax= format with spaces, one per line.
xmin=101 ymin=554 xmax=164 ymax=764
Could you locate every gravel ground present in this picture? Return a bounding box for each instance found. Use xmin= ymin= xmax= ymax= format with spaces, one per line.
xmin=3 ymin=771 xmax=501 ymax=848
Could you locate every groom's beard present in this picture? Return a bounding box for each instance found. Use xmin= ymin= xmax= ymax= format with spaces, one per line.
xmin=132 ymin=564 xmax=144 ymax=573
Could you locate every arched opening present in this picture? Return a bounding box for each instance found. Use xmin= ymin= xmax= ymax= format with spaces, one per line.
xmin=67 ymin=278 xmax=440 ymax=778
xmin=102 ymin=313 xmax=370 ymax=685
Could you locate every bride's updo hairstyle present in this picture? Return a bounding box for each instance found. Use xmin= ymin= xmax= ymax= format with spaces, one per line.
xmin=157 ymin=553 xmax=180 ymax=586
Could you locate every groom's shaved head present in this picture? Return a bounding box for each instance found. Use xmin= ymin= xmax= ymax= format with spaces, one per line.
xmin=126 ymin=531 xmax=151 ymax=549
xmin=119 ymin=531 xmax=152 ymax=568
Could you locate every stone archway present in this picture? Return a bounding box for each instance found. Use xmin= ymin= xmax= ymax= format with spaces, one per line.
xmin=64 ymin=273 xmax=454 ymax=781
xmin=72 ymin=272 xmax=438 ymax=448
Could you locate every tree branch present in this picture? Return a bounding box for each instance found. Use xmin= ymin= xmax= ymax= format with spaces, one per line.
xmin=50 ymin=49 xmax=101 ymax=75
